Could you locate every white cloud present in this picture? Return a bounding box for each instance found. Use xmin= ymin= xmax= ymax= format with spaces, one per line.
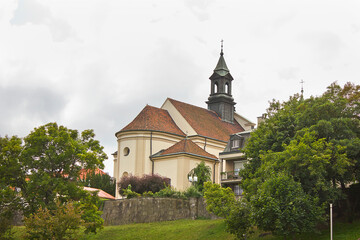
xmin=1 ymin=0 xmax=360 ymax=175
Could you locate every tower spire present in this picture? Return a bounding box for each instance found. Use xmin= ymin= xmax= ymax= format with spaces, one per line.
xmin=221 ymin=39 xmax=224 ymax=56
xmin=207 ymin=42 xmax=236 ymax=123
xmin=300 ymin=79 xmax=304 ymax=97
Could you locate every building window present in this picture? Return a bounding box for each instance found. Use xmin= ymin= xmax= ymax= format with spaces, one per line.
xmin=123 ymin=147 xmax=130 ymax=156
xmin=234 ymin=161 xmax=245 ymax=172
xmin=225 ymin=82 xmax=230 ymax=94
xmin=232 ymin=139 xmax=240 ymax=148
xmin=214 ymin=82 xmax=219 ymax=93
xmin=234 ymin=185 xmax=243 ymax=196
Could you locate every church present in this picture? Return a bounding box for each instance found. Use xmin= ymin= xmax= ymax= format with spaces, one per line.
xmin=113 ymin=46 xmax=255 ymax=199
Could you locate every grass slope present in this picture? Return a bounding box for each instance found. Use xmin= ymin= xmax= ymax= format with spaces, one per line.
xmin=81 ymin=219 xmax=234 ymax=240
xmin=13 ymin=219 xmax=360 ymax=240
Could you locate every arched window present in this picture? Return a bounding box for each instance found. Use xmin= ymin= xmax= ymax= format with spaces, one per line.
xmin=225 ymin=82 xmax=230 ymax=94
xmin=214 ymin=82 xmax=219 ymax=93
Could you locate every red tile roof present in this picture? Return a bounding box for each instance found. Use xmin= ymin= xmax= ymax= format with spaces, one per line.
xmin=168 ymin=98 xmax=244 ymax=142
xmin=155 ymin=138 xmax=217 ymax=160
xmin=79 ymin=168 xmax=106 ymax=180
xmin=83 ymin=186 xmax=115 ymax=200
xmin=119 ymin=105 xmax=185 ymax=136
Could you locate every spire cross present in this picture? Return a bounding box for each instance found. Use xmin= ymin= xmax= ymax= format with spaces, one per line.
xmin=221 ymin=39 xmax=224 ymax=55
xmin=300 ymin=79 xmax=304 ymax=96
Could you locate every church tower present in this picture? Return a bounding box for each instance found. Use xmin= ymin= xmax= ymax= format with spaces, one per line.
xmin=206 ymin=42 xmax=236 ymax=123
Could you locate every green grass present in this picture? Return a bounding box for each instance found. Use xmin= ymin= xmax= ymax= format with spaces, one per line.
xmin=12 ymin=218 xmax=360 ymax=240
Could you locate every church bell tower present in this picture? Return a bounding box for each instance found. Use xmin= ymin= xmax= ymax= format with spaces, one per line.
xmin=206 ymin=41 xmax=236 ymax=123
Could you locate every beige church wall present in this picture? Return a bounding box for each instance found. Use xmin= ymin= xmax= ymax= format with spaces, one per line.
xmin=161 ymin=99 xmax=197 ymax=136
xmin=154 ymin=155 xmax=219 ymax=191
xmin=154 ymin=158 xmax=180 ymax=189
xmin=115 ymin=131 xmax=184 ymax=199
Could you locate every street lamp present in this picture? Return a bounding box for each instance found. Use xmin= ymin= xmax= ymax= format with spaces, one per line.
xmin=188 ymin=175 xmax=198 ymax=185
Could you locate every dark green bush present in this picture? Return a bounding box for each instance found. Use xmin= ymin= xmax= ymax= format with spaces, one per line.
xmin=118 ymin=174 xmax=170 ymax=195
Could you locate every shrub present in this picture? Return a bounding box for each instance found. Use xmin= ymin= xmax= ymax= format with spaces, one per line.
xmin=184 ymin=185 xmax=203 ymax=198
xmin=78 ymin=191 xmax=104 ymax=234
xmin=203 ymin=182 xmax=236 ymax=218
xmin=142 ymin=191 xmax=154 ymax=197
xmin=122 ymin=185 xmax=141 ymax=199
xmin=225 ymin=199 xmax=253 ymax=240
xmin=118 ymin=174 xmax=170 ymax=195
xmin=153 ymin=186 xmax=185 ymax=199
xmin=24 ymin=200 xmax=83 ymax=240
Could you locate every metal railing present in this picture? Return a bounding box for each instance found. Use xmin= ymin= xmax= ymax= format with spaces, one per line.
xmin=220 ymin=171 xmax=241 ymax=181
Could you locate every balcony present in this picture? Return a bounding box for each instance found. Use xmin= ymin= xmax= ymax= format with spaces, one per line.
xmin=220 ymin=171 xmax=242 ymax=183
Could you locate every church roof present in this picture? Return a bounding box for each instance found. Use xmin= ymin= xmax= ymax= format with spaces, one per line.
xmin=167 ymin=98 xmax=245 ymax=142
xmin=119 ymin=105 xmax=185 ymax=136
xmin=153 ymin=138 xmax=218 ymax=160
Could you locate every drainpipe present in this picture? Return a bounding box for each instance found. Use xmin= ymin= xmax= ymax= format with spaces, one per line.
xmin=204 ymin=137 xmax=207 ymax=151
xmin=213 ymin=161 xmax=216 ymax=183
xmin=150 ymin=131 xmax=154 ymax=175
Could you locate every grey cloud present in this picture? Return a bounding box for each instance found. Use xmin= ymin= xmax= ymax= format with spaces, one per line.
xmin=0 ymin=84 xmax=67 ymax=136
xmin=10 ymin=0 xmax=74 ymax=42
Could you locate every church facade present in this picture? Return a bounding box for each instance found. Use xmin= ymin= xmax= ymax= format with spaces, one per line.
xmin=113 ymin=48 xmax=255 ymax=199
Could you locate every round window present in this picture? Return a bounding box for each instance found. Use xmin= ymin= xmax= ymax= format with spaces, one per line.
xmin=123 ymin=147 xmax=130 ymax=156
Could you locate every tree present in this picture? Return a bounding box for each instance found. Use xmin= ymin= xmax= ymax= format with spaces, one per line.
xmin=80 ymin=171 xmax=116 ymax=196
xmin=251 ymin=173 xmax=323 ymax=239
xmin=21 ymin=123 xmax=107 ymax=215
xmin=0 ymin=136 xmax=24 ymax=239
xmin=203 ymin=182 xmax=252 ymax=240
xmin=203 ymin=182 xmax=235 ymax=218
xmin=241 ymin=82 xmax=360 ymax=232
xmin=225 ymin=199 xmax=252 ymax=240
xmin=187 ymin=161 xmax=211 ymax=192
xmin=1 ymin=123 xmax=107 ymax=236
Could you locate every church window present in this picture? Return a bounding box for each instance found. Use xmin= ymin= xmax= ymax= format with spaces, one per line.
xmin=123 ymin=147 xmax=130 ymax=156
xmin=214 ymin=82 xmax=219 ymax=93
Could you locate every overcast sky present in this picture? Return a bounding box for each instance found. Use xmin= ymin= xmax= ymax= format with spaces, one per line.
xmin=1 ymin=0 xmax=359 ymax=176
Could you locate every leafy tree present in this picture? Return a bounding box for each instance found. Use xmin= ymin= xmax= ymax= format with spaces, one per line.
xmin=1 ymin=123 xmax=107 ymax=236
xmin=21 ymin=122 xmax=107 ymax=215
xmin=203 ymin=182 xmax=235 ymax=218
xmin=251 ymin=173 xmax=323 ymax=238
xmin=187 ymin=161 xmax=212 ymax=192
xmin=80 ymin=171 xmax=116 ymax=196
xmin=241 ymin=82 xmax=360 ymax=231
xmin=204 ymin=182 xmax=252 ymax=240
xmin=225 ymin=198 xmax=252 ymax=240
xmin=0 ymin=136 xmax=24 ymax=239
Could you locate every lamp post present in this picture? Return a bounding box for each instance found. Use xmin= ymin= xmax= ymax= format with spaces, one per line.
xmin=188 ymin=175 xmax=198 ymax=185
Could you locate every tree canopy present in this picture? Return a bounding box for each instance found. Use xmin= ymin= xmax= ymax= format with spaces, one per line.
xmin=239 ymin=82 xmax=360 ymax=236
xmin=0 ymin=122 xmax=108 ymax=236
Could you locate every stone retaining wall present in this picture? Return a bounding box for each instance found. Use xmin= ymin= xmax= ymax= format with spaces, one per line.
xmin=101 ymin=197 xmax=216 ymax=225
